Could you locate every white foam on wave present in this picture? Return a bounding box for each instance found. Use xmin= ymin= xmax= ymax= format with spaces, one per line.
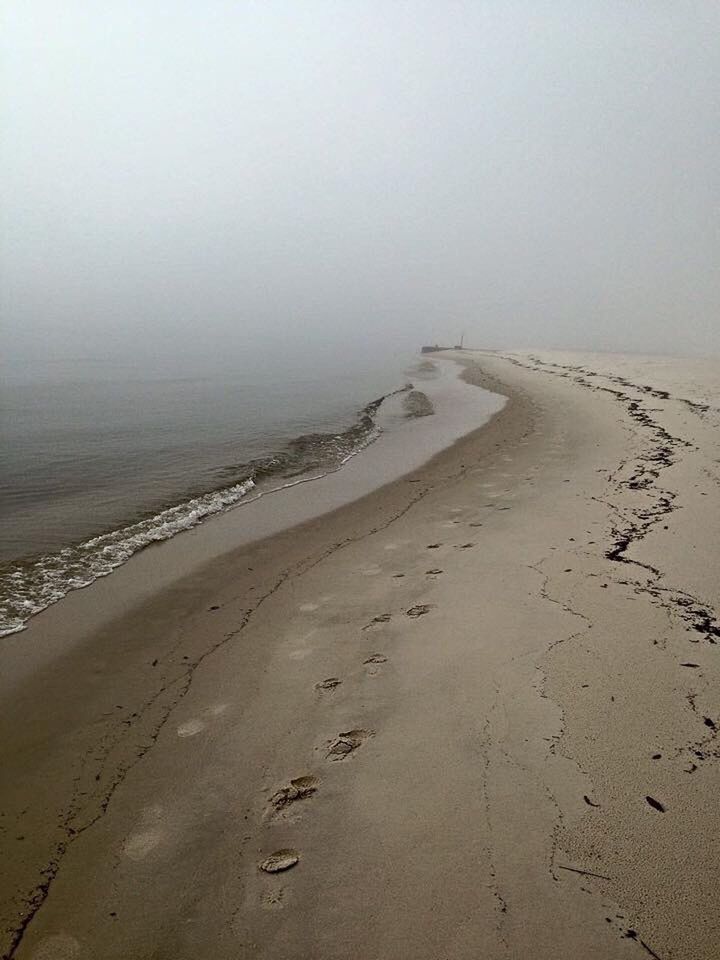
xmin=0 ymin=477 xmax=256 ymax=637
xmin=0 ymin=403 xmax=388 ymax=638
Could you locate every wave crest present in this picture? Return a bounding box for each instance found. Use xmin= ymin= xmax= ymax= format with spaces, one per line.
xmin=0 ymin=383 xmax=411 ymax=637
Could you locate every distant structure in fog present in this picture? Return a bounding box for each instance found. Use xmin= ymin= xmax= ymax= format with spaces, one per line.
xmin=421 ymin=332 xmax=465 ymax=353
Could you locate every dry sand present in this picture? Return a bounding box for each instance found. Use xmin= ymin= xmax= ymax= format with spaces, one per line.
xmin=1 ymin=350 xmax=719 ymax=960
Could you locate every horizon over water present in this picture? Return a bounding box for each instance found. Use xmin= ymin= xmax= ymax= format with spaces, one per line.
xmin=1 ymin=337 xmax=477 ymax=636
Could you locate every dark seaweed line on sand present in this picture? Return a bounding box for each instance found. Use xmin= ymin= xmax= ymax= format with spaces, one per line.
xmin=506 ymin=356 xmax=720 ymax=777
xmin=499 ymin=358 xmax=720 ymax=778
xmin=502 ymin=354 xmax=720 ymax=645
xmin=492 ymin=353 xmax=720 ymax=960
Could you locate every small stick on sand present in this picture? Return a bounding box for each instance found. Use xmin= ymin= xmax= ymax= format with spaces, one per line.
xmin=557 ymin=864 xmax=611 ymax=881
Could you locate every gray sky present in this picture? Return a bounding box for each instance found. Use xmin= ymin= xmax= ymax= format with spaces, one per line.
xmin=3 ymin=1 xmax=719 ymax=361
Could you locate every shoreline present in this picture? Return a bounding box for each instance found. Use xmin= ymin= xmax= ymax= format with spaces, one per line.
xmin=0 ymin=356 xmax=503 ymax=643
xmin=2 ymin=350 xmax=719 ymax=959
xmin=0 ymin=362 xmax=515 ymax=702
xmin=0 ymin=355 xmax=525 ymax=959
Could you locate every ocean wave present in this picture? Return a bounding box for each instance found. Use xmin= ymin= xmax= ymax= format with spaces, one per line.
xmin=0 ymin=383 xmax=410 ymax=637
xmin=0 ymin=477 xmax=256 ymax=636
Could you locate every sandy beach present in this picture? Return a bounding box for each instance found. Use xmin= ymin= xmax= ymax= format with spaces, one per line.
xmin=2 ymin=349 xmax=719 ymax=960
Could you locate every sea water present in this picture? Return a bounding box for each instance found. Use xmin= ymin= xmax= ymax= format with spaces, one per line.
xmin=2 ymin=344 xmax=503 ymax=635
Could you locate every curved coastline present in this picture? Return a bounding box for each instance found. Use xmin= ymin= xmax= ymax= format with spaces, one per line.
xmin=13 ymin=350 xmax=720 ymax=957
xmin=0 ymin=383 xmax=414 ymax=638
xmin=0 ymin=352 xmax=521 ymax=958
xmin=0 ymin=356 xmax=509 ymax=683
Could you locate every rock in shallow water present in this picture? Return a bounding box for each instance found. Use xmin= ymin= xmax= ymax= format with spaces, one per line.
xmin=402 ymin=390 xmax=435 ymax=418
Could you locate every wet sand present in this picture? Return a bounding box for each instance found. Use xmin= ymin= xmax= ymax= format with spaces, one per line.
xmin=2 ymin=351 xmax=719 ymax=960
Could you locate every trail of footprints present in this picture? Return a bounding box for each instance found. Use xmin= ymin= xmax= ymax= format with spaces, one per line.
xmin=256 ymin=529 xmax=472 ymax=883
xmin=257 ymin=501 xmax=523 ymax=883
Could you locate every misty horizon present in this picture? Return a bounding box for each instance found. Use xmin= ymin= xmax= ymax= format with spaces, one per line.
xmin=3 ymin=2 xmax=719 ymax=363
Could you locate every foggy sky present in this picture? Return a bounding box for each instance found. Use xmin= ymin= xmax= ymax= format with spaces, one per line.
xmin=3 ymin=1 xmax=719 ymax=362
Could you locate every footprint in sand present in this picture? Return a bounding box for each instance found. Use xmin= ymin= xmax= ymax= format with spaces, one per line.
xmin=457 ymin=542 xmax=476 ymax=549
xmin=316 ymin=677 xmax=342 ymax=691
xmin=426 ymin=568 xmax=443 ymax=576
xmin=288 ymin=647 xmax=315 ymax=661
xmin=259 ymin=849 xmax=300 ymax=873
xmin=363 ymin=613 xmax=391 ymax=630
xmin=426 ymin=543 xmax=442 ymax=549
xmin=177 ymin=718 xmax=206 ymax=738
xmin=123 ymin=829 xmax=163 ymax=861
xmin=260 ymin=886 xmax=286 ymax=909
xmin=406 ymin=604 xmax=433 ymax=617
xmin=32 ymin=935 xmax=82 ymax=960
xmin=269 ymin=776 xmax=319 ymax=815
xmin=364 ymin=653 xmax=388 ymax=676
xmin=176 ymin=701 xmax=229 ymax=738
xmin=327 ymin=729 xmax=373 ymax=760
xmin=208 ymin=702 xmax=229 ymax=717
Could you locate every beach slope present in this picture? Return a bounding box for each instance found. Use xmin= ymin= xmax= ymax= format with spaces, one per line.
xmin=2 ymin=350 xmax=719 ymax=960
